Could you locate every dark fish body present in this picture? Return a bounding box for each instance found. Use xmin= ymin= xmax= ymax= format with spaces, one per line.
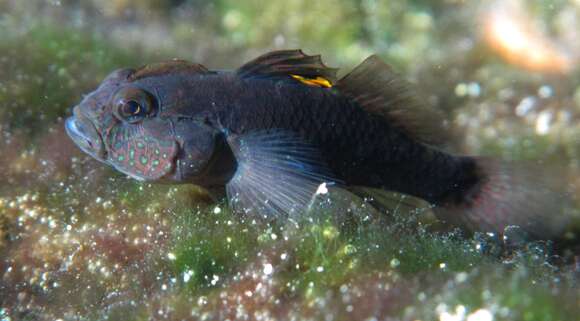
xmin=66 ymin=50 xmax=570 ymax=239
xmin=164 ymin=73 xmax=474 ymax=205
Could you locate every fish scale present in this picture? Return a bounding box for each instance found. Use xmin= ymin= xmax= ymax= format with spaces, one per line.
xmin=220 ymin=79 xmax=430 ymax=193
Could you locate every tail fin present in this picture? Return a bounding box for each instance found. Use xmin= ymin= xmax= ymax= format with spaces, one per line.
xmin=434 ymin=158 xmax=573 ymax=240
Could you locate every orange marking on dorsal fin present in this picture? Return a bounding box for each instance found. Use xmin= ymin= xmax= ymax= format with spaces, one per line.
xmin=290 ymin=75 xmax=333 ymax=88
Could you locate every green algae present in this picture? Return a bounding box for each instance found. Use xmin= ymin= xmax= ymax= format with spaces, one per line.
xmin=169 ymin=204 xmax=260 ymax=292
xmin=0 ymin=23 xmax=139 ymax=140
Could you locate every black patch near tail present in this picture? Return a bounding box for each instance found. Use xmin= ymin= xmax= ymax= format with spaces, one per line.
xmin=435 ymin=158 xmax=572 ymax=239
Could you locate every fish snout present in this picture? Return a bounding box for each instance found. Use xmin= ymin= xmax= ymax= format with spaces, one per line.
xmin=65 ymin=109 xmax=106 ymax=160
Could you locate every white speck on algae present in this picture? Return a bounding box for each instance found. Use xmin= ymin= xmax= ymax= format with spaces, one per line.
xmin=467 ymin=309 xmax=493 ymax=321
xmin=263 ymin=263 xmax=273 ymax=276
xmin=183 ymin=270 xmax=194 ymax=282
xmin=315 ymin=183 xmax=329 ymax=195
xmin=535 ymin=110 xmax=552 ymax=135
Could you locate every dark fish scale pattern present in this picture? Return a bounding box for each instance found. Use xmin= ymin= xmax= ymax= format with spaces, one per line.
xmin=211 ymin=77 xmax=444 ymax=195
xmin=263 ymin=69 xmax=444 ymax=194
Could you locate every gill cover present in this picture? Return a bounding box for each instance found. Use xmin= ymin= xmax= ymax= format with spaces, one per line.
xmin=106 ymin=118 xmax=178 ymax=181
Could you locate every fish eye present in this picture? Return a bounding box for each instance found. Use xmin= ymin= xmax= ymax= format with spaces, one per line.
xmin=121 ymin=100 xmax=141 ymax=116
xmin=112 ymin=87 xmax=156 ymax=123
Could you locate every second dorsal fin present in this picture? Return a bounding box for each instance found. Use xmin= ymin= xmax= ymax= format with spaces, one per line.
xmin=236 ymin=50 xmax=338 ymax=87
xmin=336 ymin=55 xmax=452 ymax=147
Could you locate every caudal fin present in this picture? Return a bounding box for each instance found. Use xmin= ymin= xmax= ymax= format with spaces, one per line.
xmin=434 ymin=158 xmax=572 ymax=239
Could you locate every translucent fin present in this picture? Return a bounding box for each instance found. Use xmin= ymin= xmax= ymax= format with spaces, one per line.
xmin=236 ymin=49 xmax=338 ymax=87
xmin=225 ymin=131 xmax=340 ymax=217
xmin=349 ymin=186 xmax=432 ymax=216
xmin=336 ymin=55 xmax=452 ymax=147
xmin=129 ymin=60 xmax=212 ymax=81
xmin=434 ymin=158 xmax=572 ymax=240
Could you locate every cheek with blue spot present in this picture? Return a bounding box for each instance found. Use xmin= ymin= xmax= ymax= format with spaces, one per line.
xmin=107 ymin=124 xmax=178 ymax=180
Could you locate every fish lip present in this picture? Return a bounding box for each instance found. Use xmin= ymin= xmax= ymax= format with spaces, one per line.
xmin=65 ymin=115 xmax=107 ymax=161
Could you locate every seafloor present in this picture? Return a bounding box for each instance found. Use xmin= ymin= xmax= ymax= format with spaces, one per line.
xmin=1 ymin=1 xmax=579 ymax=320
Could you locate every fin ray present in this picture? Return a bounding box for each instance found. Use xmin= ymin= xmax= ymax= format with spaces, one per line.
xmin=237 ymin=50 xmax=338 ymax=87
xmin=225 ymin=130 xmax=341 ymax=217
xmin=336 ymin=55 xmax=452 ymax=147
xmin=348 ymin=186 xmax=432 ymax=215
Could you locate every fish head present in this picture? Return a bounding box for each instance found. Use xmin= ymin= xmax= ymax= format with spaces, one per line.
xmin=66 ymin=65 xmax=233 ymax=184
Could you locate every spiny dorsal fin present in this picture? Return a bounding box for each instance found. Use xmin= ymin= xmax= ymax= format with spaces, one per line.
xmin=336 ymin=55 xmax=452 ymax=147
xmin=129 ymin=59 xmax=211 ymax=81
xmin=237 ymin=50 xmax=338 ymax=88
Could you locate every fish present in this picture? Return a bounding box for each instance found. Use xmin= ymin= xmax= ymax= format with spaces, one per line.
xmin=65 ymin=49 xmax=570 ymax=239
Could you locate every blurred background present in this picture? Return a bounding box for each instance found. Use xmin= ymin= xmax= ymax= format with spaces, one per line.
xmin=1 ymin=1 xmax=579 ymax=320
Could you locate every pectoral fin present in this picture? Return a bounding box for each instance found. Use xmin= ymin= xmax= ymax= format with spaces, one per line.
xmin=225 ymin=130 xmax=341 ymax=217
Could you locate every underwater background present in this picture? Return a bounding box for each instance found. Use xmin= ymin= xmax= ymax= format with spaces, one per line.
xmin=1 ymin=0 xmax=580 ymax=320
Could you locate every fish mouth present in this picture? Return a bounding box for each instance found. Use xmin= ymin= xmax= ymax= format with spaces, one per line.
xmin=65 ymin=112 xmax=107 ymax=161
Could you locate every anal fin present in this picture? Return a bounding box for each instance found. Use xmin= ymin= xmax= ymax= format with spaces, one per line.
xmin=349 ymin=186 xmax=433 ymax=216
